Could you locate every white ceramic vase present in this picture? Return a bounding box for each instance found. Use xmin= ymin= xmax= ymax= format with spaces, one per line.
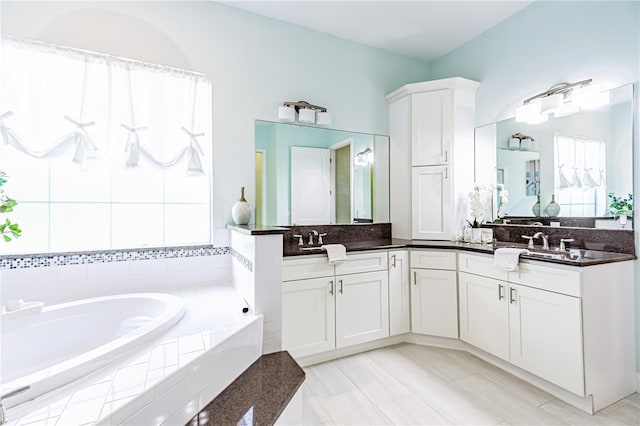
xmin=231 ymin=186 xmax=253 ymax=225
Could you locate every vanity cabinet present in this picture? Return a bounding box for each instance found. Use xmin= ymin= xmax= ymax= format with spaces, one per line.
xmin=282 ymin=251 xmax=389 ymax=358
xmin=388 ymin=250 xmax=410 ymax=336
xmin=387 ymin=77 xmax=479 ymax=240
xmin=410 ymin=250 xmax=458 ymax=338
xmin=458 ymin=252 xmax=635 ymax=407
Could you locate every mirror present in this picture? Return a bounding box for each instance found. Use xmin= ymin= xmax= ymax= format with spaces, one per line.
xmin=475 ymin=84 xmax=633 ymax=227
xmin=255 ymin=120 xmax=390 ymax=226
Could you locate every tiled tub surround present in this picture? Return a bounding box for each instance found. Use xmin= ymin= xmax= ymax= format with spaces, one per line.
xmin=4 ymin=285 xmax=263 ymax=426
xmin=0 ymin=248 xmax=231 ymax=306
xmin=2 ymin=293 xmax=186 ymax=408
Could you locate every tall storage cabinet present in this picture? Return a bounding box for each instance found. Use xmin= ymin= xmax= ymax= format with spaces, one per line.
xmin=387 ymin=78 xmax=480 ymax=240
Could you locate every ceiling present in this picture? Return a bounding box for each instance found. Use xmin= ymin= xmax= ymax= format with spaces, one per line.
xmin=220 ymin=1 xmax=533 ymax=62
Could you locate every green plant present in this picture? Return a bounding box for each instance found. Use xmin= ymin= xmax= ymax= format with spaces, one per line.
xmin=607 ymin=192 xmax=633 ymax=217
xmin=0 ymin=171 xmax=22 ymax=242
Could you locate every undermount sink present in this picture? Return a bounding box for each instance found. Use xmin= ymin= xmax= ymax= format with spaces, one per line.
xmin=525 ymin=250 xmax=580 ymax=261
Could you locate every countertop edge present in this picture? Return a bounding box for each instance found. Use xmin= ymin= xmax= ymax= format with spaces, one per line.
xmin=284 ymin=240 xmax=636 ymax=266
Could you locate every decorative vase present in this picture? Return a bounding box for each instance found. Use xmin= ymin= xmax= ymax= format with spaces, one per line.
xmin=618 ymin=214 xmax=628 ymax=228
xmin=471 ymin=228 xmax=482 ymax=243
xmin=544 ymin=194 xmax=561 ymax=217
xmin=531 ymin=194 xmax=541 ymax=217
xmin=231 ymin=186 xmax=253 ymax=225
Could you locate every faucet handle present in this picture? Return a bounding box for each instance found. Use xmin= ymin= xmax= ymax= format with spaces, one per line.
xmin=292 ymin=234 xmax=303 ymax=246
xmin=318 ymin=233 xmax=327 ymax=245
xmin=559 ymin=238 xmax=575 ymax=252
xmin=521 ymin=235 xmax=535 ymax=249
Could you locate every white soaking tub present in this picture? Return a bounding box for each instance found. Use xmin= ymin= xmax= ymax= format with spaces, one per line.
xmin=0 ymin=293 xmax=185 ymax=408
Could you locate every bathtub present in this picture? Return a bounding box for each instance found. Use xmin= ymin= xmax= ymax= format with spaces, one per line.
xmin=1 ymin=293 xmax=185 ymax=408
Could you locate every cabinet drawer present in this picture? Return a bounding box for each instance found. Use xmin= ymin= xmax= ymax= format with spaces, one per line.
xmin=509 ymin=261 xmax=581 ymax=297
xmin=458 ymin=252 xmax=508 ymax=281
xmin=410 ymin=250 xmax=456 ymax=270
xmin=283 ymin=256 xmax=334 ymax=281
xmin=335 ymin=251 xmax=388 ymax=276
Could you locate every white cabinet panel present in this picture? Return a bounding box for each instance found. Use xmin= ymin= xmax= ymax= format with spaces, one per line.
xmin=282 ymin=256 xmax=334 ymax=281
xmin=335 ymin=251 xmax=388 ymax=275
xmin=410 ymin=250 xmax=456 ymax=270
xmin=411 ymin=166 xmax=451 ymax=240
xmin=389 ymin=250 xmax=410 ymax=336
xmin=509 ymin=261 xmax=581 ymax=297
xmin=336 ymin=271 xmax=389 ymax=348
xmin=458 ymin=252 xmax=508 ymax=281
xmin=411 ymin=89 xmax=452 ymax=166
xmin=458 ymin=271 xmax=510 ymax=361
xmin=411 ymin=268 xmax=458 ymax=338
xmin=282 ymin=277 xmax=336 ymax=358
xmin=509 ymin=283 xmax=585 ymax=396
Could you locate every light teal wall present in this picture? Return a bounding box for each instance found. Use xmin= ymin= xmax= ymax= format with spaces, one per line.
xmin=430 ymin=0 xmax=640 ymax=371
xmin=1 ymin=1 xmax=431 ymax=230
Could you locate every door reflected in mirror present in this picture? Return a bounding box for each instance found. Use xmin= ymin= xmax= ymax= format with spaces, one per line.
xmin=254 ymin=120 xmax=390 ymax=226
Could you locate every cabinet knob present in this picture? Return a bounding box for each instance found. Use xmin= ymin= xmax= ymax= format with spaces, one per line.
xmin=339 ymin=279 xmax=343 ymax=294
xmin=509 ymin=287 xmax=517 ymax=304
xmin=498 ymin=284 xmax=505 ymax=301
xmin=329 ymin=280 xmax=334 ymax=295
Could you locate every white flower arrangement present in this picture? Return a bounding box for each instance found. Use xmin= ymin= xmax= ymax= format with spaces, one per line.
xmin=468 ymin=183 xmax=495 ymax=227
xmin=496 ymin=184 xmax=509 ymax=220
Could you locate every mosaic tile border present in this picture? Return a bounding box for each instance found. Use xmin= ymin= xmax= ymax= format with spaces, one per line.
xmin=0 ymin=245 xmax=230 ymax=269
xmin=230 ymin=248 xmax=253 ymax=272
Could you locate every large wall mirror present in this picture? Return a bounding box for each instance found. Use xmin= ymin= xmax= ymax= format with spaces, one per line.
xmin=255 ymin=120 xmax=390 ymax=226
xmin=475 ymin=84 xmax=633 ymax=228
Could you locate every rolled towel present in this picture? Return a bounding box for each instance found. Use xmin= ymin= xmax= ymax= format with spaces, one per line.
xmin=322 ymin=244 xmax=347 ymax=265
xmin=494 ymin=248 xmax=529 ymax=271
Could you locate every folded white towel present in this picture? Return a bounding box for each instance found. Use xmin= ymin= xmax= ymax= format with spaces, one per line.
xmin=322 ymin=244 xmax=347 ymax=265
xmin=494 ymin=248 xmax=529 ymax=271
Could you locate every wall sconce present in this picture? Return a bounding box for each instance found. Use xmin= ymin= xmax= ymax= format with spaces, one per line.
xmin=277 ymin=100 xmax=332 ymax=125
xmin=515 ymin=79 xmax=610 ymax=124
xmin=354 ymin=147 xmax=374 ymax=166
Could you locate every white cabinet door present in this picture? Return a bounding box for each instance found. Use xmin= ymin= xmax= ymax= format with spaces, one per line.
xmin=411 ymin=89 xmax=452 ymax=166
xmin=282 ymin=277 xmax=336 ymax=358
xmin=411 ymin=268 xmax=458 ymax=338
xmin=412 ymin=165 xmax=452 ymax=240
xmin=458 ymin=271 xmax=510 ymax=361
xmin=336 ymin=270 xmax=389 ymax=348
xmin=508 ymin=283 xmax=585 ymax=396
xmin=388 ymin=250 xmax=410 ymax=336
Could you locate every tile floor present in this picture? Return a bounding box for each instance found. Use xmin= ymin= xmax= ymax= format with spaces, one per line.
xmin=299 ymin=343 xmax=640 ymax=425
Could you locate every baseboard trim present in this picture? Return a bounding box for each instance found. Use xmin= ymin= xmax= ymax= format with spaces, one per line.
xmin=295 ymin=334 xmax=406 ymax=367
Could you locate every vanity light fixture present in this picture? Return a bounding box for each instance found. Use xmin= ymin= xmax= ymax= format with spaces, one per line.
xmin=277 ymin=100 xmax=331 ymax=125
xmin=515 ymin=79 xmax=610 ymax=124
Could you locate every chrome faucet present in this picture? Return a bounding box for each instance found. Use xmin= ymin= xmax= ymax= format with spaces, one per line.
xmin=1 ymin=386 xmax=30 ymax=425
xmin=533 ymin=232 xmax=549 ymax=250
xmin=308 ymin=230 xmax=318 ymax=245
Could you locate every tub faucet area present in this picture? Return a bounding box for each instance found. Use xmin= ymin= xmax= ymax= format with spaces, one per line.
xmin=0 ymin=386 xmax=30 ymax=425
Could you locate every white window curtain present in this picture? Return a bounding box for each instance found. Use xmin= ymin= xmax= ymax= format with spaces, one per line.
xmin=554 ymin=134 xmax=606 ymax=216
xmin=0 ymin=36 xmax=213 ymax=254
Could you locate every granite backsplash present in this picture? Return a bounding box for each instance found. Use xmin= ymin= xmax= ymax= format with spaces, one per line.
xmin=283 ymin=223 xmax=391 ymax=256
xmin=486 ymin=224 xmax=636 ymax=256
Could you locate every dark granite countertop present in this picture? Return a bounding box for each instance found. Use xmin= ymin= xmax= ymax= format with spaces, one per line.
xmin=284 ymin=238 xmax=635 ymax=266
xmin=187 ymin=351 xmax=304 ymax=426
xmin=227 ymin=224 xmax=289 ymax=235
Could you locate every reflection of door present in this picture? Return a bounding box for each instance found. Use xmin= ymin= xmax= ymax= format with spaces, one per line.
xmin=291 ymin=147 xmax=331 ymax=225
xmin=335 ymin=145 xmax=351 ymax=223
